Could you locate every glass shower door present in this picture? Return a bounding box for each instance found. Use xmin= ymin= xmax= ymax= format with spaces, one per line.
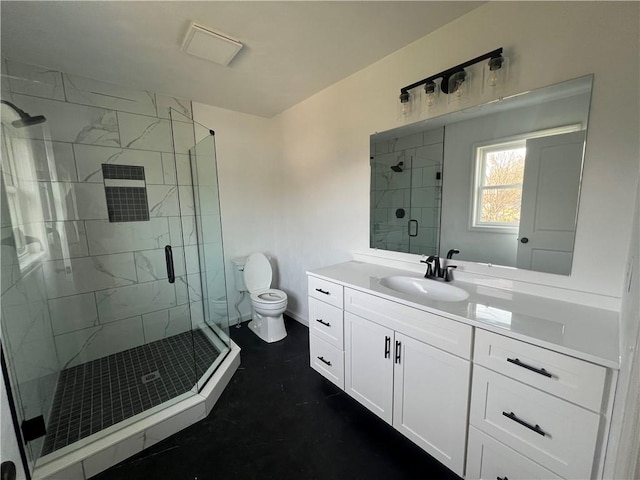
xmin=1 ymin=105 xmax=62 ymax=471
xmin=169 ymin=111 xmax=231 ymax=392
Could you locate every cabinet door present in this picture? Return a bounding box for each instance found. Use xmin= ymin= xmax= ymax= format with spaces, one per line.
xmin=344 ymin=312 xmax=394 ymax=424
xmin=466 ymin=426 xmax=562 ymax=480
xmin=393 ymin=332 xmax=470 ymax=477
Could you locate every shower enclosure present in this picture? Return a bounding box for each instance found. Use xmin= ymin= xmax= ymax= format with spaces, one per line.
xmin=1 ymin=68 xmax=232 ymax=476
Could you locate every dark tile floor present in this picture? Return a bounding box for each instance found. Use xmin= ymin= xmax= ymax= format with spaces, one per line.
xmin=93 ymin=317 xmax=462 ymax=480
xmin=44 ymin=330 xmax=219 ymax=455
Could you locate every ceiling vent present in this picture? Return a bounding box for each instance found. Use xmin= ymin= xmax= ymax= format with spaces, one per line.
xmin=181 ymin=22 xmax=243 ymax=66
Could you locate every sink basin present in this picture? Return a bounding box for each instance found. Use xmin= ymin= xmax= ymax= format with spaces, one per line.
xmin=379 ymin=275 xmax=469 ymax=302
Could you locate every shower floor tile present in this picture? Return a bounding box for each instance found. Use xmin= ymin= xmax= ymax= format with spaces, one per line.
xmin=42 ymin=329 xmax=219 ymax=456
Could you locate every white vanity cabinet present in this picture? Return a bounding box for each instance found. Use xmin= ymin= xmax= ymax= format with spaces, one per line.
xmin=308 ymin=277 xmax=345 ymax=389
xmin=307 ymin=263 xmax=617 ymax=480
xmin=467 ymin=330 xmax=608 ymax=480
xmin=344 ymin=288 xmax=472 ymax=476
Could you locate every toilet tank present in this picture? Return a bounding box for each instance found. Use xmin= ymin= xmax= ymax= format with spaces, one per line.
xmin=232 ymin=257 xmax=248 ymax=292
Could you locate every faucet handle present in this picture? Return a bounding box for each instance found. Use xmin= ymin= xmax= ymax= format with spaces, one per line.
xmin=420 ymin=255 xmax=435 ymax=278
xmin=444 ymin=265 xmax=457 ymax=282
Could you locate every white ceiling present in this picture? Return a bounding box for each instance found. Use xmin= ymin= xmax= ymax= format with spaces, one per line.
xmin=0 ymin=1 xmax=483 ymax=118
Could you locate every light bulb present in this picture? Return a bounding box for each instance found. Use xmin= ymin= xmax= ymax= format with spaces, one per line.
xmin=399 ymin=91 xmax=410 ymax=116
xmin=487 ymin=55 xmax=505 ymax=88
xmin=425 ymin=82 xmax=437 ymax=107
xmin=488 ymin=70 xmax=499 ymax=87
xmin=447 ymin=71 xmax=467 ymax=101
xmin=454 ymin=81 xmax=464 ymax=97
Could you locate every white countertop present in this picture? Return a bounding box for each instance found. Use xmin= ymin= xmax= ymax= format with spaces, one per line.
xmin=307 ymin=261 xmax=620 ymax=369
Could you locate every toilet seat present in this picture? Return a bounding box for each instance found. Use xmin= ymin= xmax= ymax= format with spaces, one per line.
xmin=251 ymin=288 xmax=288 ymax=305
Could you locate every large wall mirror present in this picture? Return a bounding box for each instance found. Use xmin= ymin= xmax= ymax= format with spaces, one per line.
xmin=370 ymin=75 xmax=593 ymax=276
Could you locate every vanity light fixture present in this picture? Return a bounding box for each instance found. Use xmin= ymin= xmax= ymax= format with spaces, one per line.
xmin=398 ymin=48 xmax=505 ymax=110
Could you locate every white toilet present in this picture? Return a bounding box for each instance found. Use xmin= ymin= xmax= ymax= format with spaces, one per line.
xmin=243 ymin=252 xmax=288 ymax=343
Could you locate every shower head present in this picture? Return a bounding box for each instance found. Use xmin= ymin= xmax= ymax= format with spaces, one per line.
xmin=390 ymin=161 xmax=404 ymax=173
xmin=11 ymin=114 xmax=47 ymax=128
xmin=1 ymin=100 xmax=47 ymax=128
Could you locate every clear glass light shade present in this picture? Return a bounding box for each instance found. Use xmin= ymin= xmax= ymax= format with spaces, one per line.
xmin=447 ymin=70 xmax=469 ymax=105
xmin=424 ymin=82 xmax=439 ymax=108
xmin=398 ymin=90 xmax=415 ymax=120
xmin=483 ymin=55 xmax=509 ymax=92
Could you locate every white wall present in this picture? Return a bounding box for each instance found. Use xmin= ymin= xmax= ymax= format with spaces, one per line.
xmin=192 ymin=103 xmax=279 ymax=323
xmin=271 ymin=2 xmax=639 ymax=321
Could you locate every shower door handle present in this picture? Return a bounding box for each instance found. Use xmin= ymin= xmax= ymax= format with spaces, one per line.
xmin=408 ymin=219 xmax=418 ymax=237
xmin=165 ymin=245 xmax=175 ymax=284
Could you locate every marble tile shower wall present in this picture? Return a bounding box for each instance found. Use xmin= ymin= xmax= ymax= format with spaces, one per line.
xmin=1 ymin=59 xmax=206 ymax=372
xmin=371 ymin=127 xmax=443 ymax=254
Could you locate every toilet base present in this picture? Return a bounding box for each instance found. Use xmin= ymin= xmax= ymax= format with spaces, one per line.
xmin=248 ymin=311 xmax=287 ymax=343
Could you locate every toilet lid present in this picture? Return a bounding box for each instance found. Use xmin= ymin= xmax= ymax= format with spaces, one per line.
xmin=243 ymin=253 xmax=272 ymax=293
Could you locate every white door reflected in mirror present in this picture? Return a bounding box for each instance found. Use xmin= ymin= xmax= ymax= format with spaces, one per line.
xmin=516 ymin=131 xmax=585 ymax=275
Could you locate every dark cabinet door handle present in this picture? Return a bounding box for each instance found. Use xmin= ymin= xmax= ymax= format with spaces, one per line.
xmin=502 ymin=411 xmax=546 ymax=437
xmin=507 ymin=357 xmax=552 ymax=378
xmin=408 ymin=219 xmax=418 ymax=237
xmin=317 ymin=356 xmax=332 ymax=366
xmin=165 ymin=245 xmax=175 ymax=284
xmin=315 ymin=318 xmax=331 ymax=327
xmin=1 ymin=461 xmax=16 ymax=480
xmin=315 ymin=288 xmax=330 ymax=295
xmin=395 ymin=341 xmax=402 ymax=364
xmin=384 ymin=336 xmax=391 ymax=358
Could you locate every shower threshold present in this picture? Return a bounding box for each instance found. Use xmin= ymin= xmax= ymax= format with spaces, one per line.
xmin=33 ymin=326 xmax=240 ymax=480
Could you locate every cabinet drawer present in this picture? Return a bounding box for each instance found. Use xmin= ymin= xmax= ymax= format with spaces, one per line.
xmin=475 ymin=329 xmax=607 ymax=411
xmin=470 ymin=366 xmax=600 ymax=479
xmin=308 ymin=276 xmax=344 ymax=309
xmin=466 ymin=426 xmax=562 ymax=480
xmin=309 ymin=297 xmax=344 ymax=349
xmin=309 ymin=334 xmax=344 ymax=389
xmin=344 ymin=288 xmax=472 ymax=359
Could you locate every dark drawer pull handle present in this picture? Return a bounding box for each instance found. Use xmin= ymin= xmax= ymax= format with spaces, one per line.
xmin=395 ymin=341 xmax=401 ymax=364
xmin=497 ymin=477 xmax=509 ymax=480
xmin=502 ymin=411 xmax=546 ymax=437
xmin=507 ymin=357 xmax=552 ymax=378
xmin=315 ymin=318 xmax=331 ymax=327
xmin=317 ymin=356 xmax=332 ymax=366
xmin=315 ymin=288 xmax=330 ymax=295
xmin=384 ymin=336 xmax=391 ymax=359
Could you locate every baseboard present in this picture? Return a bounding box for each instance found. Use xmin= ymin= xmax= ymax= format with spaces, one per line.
xmin=286 ymin=310 xmax=308 ymax=327
xmin=230 ymin=313 xmax=252 ymax=326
